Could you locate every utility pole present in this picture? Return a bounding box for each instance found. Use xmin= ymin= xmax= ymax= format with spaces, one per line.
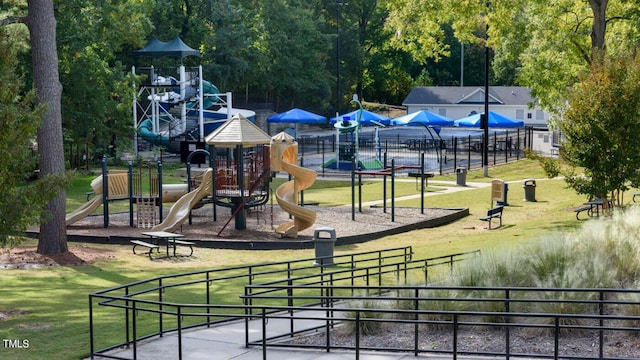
xmin=460 ymin=43 xmax=464 ymax=87
xmin=334 ymin=1 xmax=347 ymax=115
xmin=482 ymin=1 xmax=491 ymax=177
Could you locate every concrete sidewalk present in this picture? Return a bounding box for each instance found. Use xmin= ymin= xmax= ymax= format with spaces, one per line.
xmin=352 ymin=180 xmax=492 ymax=208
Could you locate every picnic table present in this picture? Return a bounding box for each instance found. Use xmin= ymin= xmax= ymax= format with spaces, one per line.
xmin=574 ymin=198 xmax=612 ymax=220
xmin=132 ymin=231 xmax=194 ymax=259
xmin=407 ymin=172 xmax=435 ymax=191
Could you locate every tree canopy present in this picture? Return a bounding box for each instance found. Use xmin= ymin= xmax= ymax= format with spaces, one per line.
xmin=384 ymin=0 xmax=640 ymax=113
xmin=560 ymin=52 xmax=640 ymax=200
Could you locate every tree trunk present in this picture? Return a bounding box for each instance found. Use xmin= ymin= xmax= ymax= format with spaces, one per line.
xmin=589 ymin=0 xmax=608 ymax=52
xmin=28 ymin=0 xmax=68 ymax=254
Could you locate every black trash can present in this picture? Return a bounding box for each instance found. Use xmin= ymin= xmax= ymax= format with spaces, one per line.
xmin=313 ymin=227 xmax=337 ymax=266
xmin=523 ymin=179 xmax=536 ymax=202
xmin=456 ymin=167 xmax=467 ymax=186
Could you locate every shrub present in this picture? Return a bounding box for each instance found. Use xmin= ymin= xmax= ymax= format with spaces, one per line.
xmin=619 ymin=287 xmax=640 ymax=337
xmin=343 ymin=298 xmax=389 ymax=336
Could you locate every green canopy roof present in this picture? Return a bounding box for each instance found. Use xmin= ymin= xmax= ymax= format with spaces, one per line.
xmin=133 ymin=37 xmax=200 ymax=59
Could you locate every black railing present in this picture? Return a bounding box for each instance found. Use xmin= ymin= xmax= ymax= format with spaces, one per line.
xmin=245 ymin=286 xmax=640 ymax=360
xmin=89 ymin=247 xmax=481 ymax=358
xmin=297 ymin=127 xmax=537 ymax=176
xmin=89 ymin=246 xmax=639 ymax=360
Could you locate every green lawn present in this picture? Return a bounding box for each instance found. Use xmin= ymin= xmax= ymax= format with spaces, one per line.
xmin=1 ymin=159 xmax=636 ymax=360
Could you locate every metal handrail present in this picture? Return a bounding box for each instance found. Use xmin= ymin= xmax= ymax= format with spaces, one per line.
xmin=89 ymin=248 xmax=640 ymax=360
xmin=90 ymin=284 xmax=640 ymax=360
xmin=89 ymin=247 xmax=416 ymax=355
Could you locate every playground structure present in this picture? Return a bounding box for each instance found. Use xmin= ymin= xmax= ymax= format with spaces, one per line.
xmin=205 ymin=114 xmax=274 ymax=233
xmin=351 ymin=155 xmax=434 ymax=223
xmin=324 ymin=97 xmax=385 ymax=171
xmin=65 ymin=175 xmax=123 ymax=227
xmin=132 ymin=37 xmax=255 ymax=154
xmin=270 ymin=132 xmax=317 ymax=238
xmin=142 ymin=116 xmax=317 ymax=237
xmin=65 ymin=158 xmax=188 ymax=228
xmin=69 ymin=115 xmax=315 ymax=237
xmin=150 ymin=168 xmax=213 ymax=233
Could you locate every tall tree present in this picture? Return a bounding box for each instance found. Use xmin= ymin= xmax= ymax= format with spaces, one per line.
xmin=560 ymin=52 xmax=640 ymax=202
xmin=1 ymin=0 xmax=68 ymax=254
xmin=55 ymin=0 xmax=152 ymax=166
xmin=200 ymin=0 xmax=251 ymax=92
xmin=252 ymin=0 xmax=332 ymax=112
xmin=383 ymin=0 xmax=640 ymax=113
xmin=0 ymin=30 xmax=63 ymax=248
xmin=29 ymin=0 xmax=67 ymax=254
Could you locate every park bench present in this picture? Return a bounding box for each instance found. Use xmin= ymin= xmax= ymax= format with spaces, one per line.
xmin=574 ymin=197 xmax=613 ymax=220
xmin=169 ymin=239 xmax=195 ymax=257
xmin=480 ymin=206 xmax=504 ymax=229
xmin=131 ymin=240 xmax=160 ymax=259
xmin=574 ymin=205 xmax=593 ymax=220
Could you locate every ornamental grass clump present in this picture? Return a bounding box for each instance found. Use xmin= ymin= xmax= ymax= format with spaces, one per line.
xmin=343 ymin=297 xmax=389 ymax=336
xmin=454 ymin=248 xmax=532 ymax=287
xmin=339 ymin=206 xmax=640 ymax=338
xmin=415 ymin=288 xmax=467 ymax=331
xmin=619 ymin=289 xmax=640 ymax=337
xmin=427 ymin=206 xmax=640 ymax=334
xmin=449 ymin=206 xmax=640 ymax=289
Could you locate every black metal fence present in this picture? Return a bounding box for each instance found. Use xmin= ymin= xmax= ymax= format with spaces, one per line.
xmin=245 ymin=285 xmax=640 ymax=360
xmin=295 ymin=126 xmax=537 ymax=176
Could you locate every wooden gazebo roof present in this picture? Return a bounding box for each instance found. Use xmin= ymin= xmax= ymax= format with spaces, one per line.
xmin=205 ymin=114 xmax=271 ymax=147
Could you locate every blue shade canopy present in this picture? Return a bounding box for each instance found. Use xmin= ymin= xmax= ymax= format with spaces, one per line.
xmin=454 ymin=111 xmax=524 ymax=128
xmin=330 ymin=109 xmax=391 ymax=126
xmin=134 ymin=37 xmax=201 ymax=59
xmin=391 ymin=110 xmax=454 ymax=127
xmin=266 ymin=108 xmax=327 ymax=124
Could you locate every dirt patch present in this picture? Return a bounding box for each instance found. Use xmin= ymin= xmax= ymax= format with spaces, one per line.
xmin=0 ymin=245 xmax=116 ymax=269
xmin=0 ymin=309 xmax=51 ymax=330
xmin=0 ymin=309 xmax=28 ymax=321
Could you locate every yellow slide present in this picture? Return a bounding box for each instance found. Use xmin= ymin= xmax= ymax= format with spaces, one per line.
xmin=66 ymin=172 xmax=189 ymax=226
xmin=65 ymin=197 xmax=103 ymax=226
xmin=66 ymin=176 xmax=107 ymax=226
xmin=150 ymin=168 xmax=213 ymax=233
xmin=271 ymin=132 xmax=317 ymax=237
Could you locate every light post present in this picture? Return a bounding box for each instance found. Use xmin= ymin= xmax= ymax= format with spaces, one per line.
xmin=482 ymin=1 xmax=491 ymax=177
xmin=334 ymin=1 xmax=347 ymax=115
xmin=350 ymin=94 xmax=363 ymax=168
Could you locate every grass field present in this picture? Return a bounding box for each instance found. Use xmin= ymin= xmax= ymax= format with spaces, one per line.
xmin=1 ymin=159 xmax=636 ymax=360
